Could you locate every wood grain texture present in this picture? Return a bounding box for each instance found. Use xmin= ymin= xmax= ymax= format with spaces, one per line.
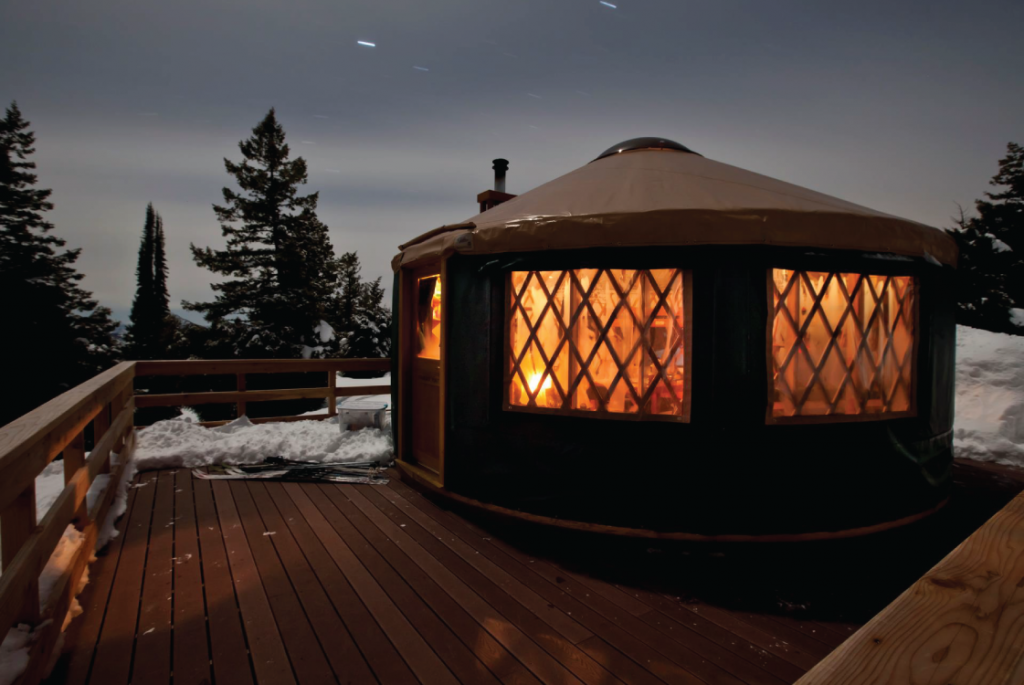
xmin=134 ymin=358 xmax=390 ymax=376
xmin=795 ymin=491 xmax=1024 ymax=685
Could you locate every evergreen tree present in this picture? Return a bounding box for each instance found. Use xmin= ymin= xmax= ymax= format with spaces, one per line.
xmin=950 ymin=142 xmax=1024 ymax=333
xmin=154 ymin=213 xmax=171 ymax=320
xmin=184 ymin=109 xmax=339 ymax=358
xmin=0 ymin=101 xmax=119 ymax=426
xmin=327 ymin=252 xmax=391 ymax=360
xmin=347 ymin=276 xmax=392 ymax=358
xmin=126 ymin=204 xmax=175 ymax=359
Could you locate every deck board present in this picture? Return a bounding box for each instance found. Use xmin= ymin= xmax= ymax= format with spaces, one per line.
xmin=47 ymin=459 xmax=1024 ymax=685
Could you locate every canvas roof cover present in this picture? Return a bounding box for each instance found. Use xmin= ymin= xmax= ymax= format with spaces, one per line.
xmin=394 ymin=144 xmax=957 ymax=270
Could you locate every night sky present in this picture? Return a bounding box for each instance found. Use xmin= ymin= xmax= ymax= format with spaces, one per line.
xmin=1 ymin=0 xmax=1021 ymax=324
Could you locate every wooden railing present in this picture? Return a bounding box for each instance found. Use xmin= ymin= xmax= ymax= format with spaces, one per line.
xmin=134 ymin=358 xmax=391 ymax=426
xmin=0 ymin=357 xmax=390 ymax=685
xmin=795 ymin=487 xmax=1024 ymax=683
xmin=0 ymin=362 xmax=136 ymax=685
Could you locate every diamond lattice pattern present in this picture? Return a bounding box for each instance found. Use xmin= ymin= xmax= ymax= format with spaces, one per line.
xmin=771 ymin=269 xmax=915 ymax=419
xmin=508 ymin=269 xmax=687 ymax=419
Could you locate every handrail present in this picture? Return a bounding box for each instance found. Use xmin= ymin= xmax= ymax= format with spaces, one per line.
xmin=795 ymin=488 xmax=1024 ymax=683
xmin=0 ymin=362 xmax=137 ymax=685
xmin=133 ymin=357 xmax=391 ymax=423
xmin=1 ymin=356 xmax=390 ymax=684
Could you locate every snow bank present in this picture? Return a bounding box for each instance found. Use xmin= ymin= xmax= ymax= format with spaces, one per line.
xmin=0 ymin=625 xmax=33 ymax=685
xmin=134 ymin=415 xmax=392 ymax=471
xmin=955 ymin=326 xmax=1024 ymax=467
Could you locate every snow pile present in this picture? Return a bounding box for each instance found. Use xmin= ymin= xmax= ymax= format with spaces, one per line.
xmin=134 ymin=415 xmax=392 ymax=471
xmin=38 ymin=526 xmax=85 ymax=610
xmin=0 ymin=625 xmax=33 ymax=685
xmin=955 ymin=326 xmax=1024 ymax=466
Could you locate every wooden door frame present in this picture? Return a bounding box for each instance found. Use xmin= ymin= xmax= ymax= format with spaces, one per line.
xmin=398 ymin=259 xmax=446 ymax=487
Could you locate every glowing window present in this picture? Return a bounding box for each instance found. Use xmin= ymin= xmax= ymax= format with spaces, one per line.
xmin=415 ymin=275 xmax=441 ymax=359
xmin=507 ymin=269 xmax=690 ymax=420
xmin=770 ymin=269 xmax=916 ymax=420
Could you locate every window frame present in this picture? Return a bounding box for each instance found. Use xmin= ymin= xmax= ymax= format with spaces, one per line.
xmin=503 ymin=267 xmax=694 ymax=423
xmin=765 ymin=268 xmax=919 ymax=425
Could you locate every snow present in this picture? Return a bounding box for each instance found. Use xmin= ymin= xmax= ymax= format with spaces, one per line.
xmin=314 ymin=320 xmax=335 ymax=343
xmin=0 ymin=625 xmax=33 ymax=685
xmin=1011 ymin=308 xmax=1024 ymax=329
xmin=954 ymin=326 xmax=1024 ymax=467
xmin=134 ymin=415 xmax=392 ymax=471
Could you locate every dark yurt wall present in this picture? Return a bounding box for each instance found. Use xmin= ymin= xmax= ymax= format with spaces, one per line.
xmin=390 ymin=138 xmax=957 ymax=541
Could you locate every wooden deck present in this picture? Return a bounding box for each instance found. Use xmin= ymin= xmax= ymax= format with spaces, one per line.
xmin=45 ymin=460 xmax=1024 ymax=685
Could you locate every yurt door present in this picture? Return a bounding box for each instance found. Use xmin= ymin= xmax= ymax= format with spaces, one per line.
xmin=403 ymin=265 xmax=444 ymax=478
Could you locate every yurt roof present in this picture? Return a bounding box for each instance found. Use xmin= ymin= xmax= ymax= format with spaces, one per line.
xmin=394 ymin=139 xmax=957 ymax=270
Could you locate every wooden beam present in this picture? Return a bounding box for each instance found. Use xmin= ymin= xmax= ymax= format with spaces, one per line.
xmin=0 ymin=399 xmax=134 ymax=643
xmin=236 ymin=373 xmax=247 ymax=418
xmin=134 ymin=358 xmax=390 ymax=377
xmin=327 ymin=371 xmax=337 ymax=417
xmin=135 ymin=386 xmax=331 ymax=408
xmin=334 ymin=385 xmax=391 ymax=398
xmin=196 ymin=414 xmax=336 ymax=428
xmin=795 ymin=491 xmax=1024 ymax=684
xmin=1 ymin=485 xmax=39 ymax=624
xmin=0 ymin=362 xmax=134 ymax=513
xmin=64 ymin=431 xmax=87 ymax=527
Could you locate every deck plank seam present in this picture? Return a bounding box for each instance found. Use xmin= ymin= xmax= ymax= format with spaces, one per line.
xmin=67 ymin=477 xmax=140 ymax=685
xmin=169 ymin=470 xmax=178 ymax=683
xmin=380 ymin=481 xmax=725 ymax=685
xmin=281 ymin=482 xmax=420 ymax=685
xmin=362 ymin=485 xmax=598 ymax=648
xmin=377 ymin=483 xmax=688 ymax=685
xmin=212 ymin=480 xmax=298 ymax=685
xmin=124 ymin=471 xmax=159 ymax=685
xmin=244 ymin=481 xmax=341 ymax=681
xmin=227 ymin=481 xmax=335 ymax=684
xmin=612 ymin=584 xmax=809 ymax=680
xmin=246 ymin=480 xmax=369 ymax=685
xmin=190 ymin=473 xmax=220 ymax=680
xmin=321 ymin=483 xmax=520 ymax=685
xmin=323 ymin=483 xmax=581 ymax=685
xmin=348 ymin=484 xmax=614 ymax=685
xmin=261 ymin=482 xmax=386 ymax=685
xmin=310 ymin=484 xmax=461 ymax=685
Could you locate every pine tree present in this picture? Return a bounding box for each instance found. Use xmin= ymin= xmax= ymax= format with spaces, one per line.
xmin=951 ymin=142 xmax=1024 ymax=333
xmin=184 ymin=109 xmax=339 ymax=358
xmin=126 ymin=204 xmax=175 ymax=359
xmin=0 ymin=101 xmax=119 ymax=426
xmin=327 ymin=252 xmax=391 ymax=361
xmin=347 ymin=276 xmax=392 ymax=359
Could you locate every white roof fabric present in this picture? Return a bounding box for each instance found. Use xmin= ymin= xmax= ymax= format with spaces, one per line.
xmin=395 ymin=148 xmax=957 ymax=270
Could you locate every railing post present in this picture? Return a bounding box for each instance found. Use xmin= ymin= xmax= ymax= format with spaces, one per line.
xmin=1 ymin=486 xmax=40 ymax=624
xmin=236 ymin=373 xmax=247 ymax=418
xmin=94 ymin=401 xmax=111 ymax=474
xmin=64 ymin=431 xmax=87 ymax=527
xmin=327 ymin=370 xmax=337 ymax=417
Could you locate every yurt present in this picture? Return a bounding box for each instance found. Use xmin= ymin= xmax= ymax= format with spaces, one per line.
xmin=390 ymin=137 xmax=958 ymax=541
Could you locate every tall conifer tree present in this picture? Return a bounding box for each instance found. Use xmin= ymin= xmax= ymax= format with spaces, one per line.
xmin=951 ymin=142 xmax=1024 ymax=333
xmin=185 ymin=109 xmax=340 ymax=358
xmin=126 ymin=203 xmax=173 ymax=358
xmin=0 ymin=101 xmax=118 ymax=425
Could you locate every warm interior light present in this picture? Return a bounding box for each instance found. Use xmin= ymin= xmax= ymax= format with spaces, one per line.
xmin=771 ymin=269 xmax=915 ymax=419
xmin=415 ymin=275 xmax=442 ymax=360
xmin=508 ymin=268 xmax=687 ymax=418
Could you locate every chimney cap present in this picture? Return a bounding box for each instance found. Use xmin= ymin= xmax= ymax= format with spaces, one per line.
xmin=492 ymin=158 xmax=509 ymax=172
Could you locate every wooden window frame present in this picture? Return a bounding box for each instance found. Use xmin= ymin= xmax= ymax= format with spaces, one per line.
xmin=766 ymin=268 xmax=919 ymax=425
xmin=504 ymin=268 xmax=693 ymax=422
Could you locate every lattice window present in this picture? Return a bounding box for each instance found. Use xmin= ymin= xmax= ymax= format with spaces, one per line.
xmin=770 ymin=269 xmax=916 ymax=420
xmin=507 ymin=269 xmax=690 ymax=420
